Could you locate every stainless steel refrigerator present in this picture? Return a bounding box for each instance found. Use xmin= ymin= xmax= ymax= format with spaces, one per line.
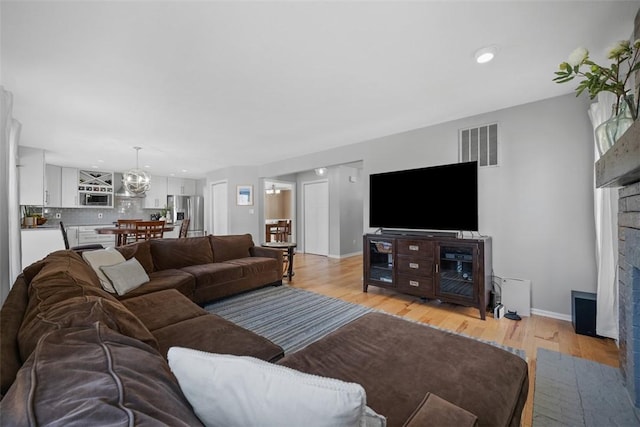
xmin=167 ymin=195 xmax=205 ymax=237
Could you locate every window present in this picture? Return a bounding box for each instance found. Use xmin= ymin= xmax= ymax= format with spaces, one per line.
xmin=459 ymin=123 xmax=498 ymax=167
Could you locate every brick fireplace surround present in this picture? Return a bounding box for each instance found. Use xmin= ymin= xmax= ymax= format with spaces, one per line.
xmin=596 ymin=114 xmax=640 ymax=409
xmin=593 ymin=8 xmax=640 ymax=410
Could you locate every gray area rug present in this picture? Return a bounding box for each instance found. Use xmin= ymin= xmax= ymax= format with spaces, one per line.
xmin=205 ymin=285 xmax=373 ymax=353
xmin=533 ymin=348 xmax=640 ymax=427
xmin=205 ymin=284 xmax=525 ymax=359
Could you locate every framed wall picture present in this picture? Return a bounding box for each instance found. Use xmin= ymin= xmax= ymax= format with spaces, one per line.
xmin=236 ymin=185 xmax=253 ymax=206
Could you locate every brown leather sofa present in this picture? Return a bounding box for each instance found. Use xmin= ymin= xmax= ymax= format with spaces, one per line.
xmin=0 ymin=235 xmax=528 ymax=426
xmin=111 ymin=233 xmax=284 ymax=303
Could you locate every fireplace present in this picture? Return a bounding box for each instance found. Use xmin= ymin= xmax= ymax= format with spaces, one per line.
xmin=596 ymin=118 xmax=640 ymax=408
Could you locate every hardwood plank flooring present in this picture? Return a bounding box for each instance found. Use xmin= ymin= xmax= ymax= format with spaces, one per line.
xmin=288 ymin=253 xmax=620 ymax=427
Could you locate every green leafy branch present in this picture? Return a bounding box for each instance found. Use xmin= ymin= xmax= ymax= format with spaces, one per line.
xmin=553 ymin=40 xmax=640 ymax=120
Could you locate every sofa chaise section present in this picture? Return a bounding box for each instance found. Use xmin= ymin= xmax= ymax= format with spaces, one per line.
xmin=278 ymin=312 xmax=528 ymax=427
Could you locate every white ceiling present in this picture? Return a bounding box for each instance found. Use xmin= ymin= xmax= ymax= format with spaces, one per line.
xmin=1 ymin=1 xmax=637 ymax=179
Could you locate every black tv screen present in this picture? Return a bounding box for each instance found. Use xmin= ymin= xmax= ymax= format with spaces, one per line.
xmin=369 ymin=161 xmax=478 ymax=232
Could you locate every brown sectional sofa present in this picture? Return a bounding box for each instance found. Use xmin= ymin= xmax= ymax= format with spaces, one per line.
xmin=0 ymin=234 xmax=528 ymax=426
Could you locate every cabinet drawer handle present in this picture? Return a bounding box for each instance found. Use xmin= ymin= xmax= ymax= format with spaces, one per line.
xmin=409 ymin=262 xmax=419 ymax=269
xmin=409 ymin=280 xmax=419 ymax=287
xmin=409 ymin=245 xmax=419 ymax=251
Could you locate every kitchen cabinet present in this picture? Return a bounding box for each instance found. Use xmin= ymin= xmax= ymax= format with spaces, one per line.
xmin=167 ymin=177 xmax=195 ymax=195
xmin=61 ymin=167 xmax=79 ymax=207
xmin=144 ymin=175 xmax=168 ymax=209
xmin=21 ymin=228 xmax=65 ymax=270
xmin=44 ymin=164 xmax=62 ymax=207
xmin=19 ymin=146 xmax=45 ymax=206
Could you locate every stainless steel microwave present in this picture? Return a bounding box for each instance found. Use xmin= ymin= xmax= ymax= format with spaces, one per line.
xmin=80 ymin=193 xmax=112 ymax=207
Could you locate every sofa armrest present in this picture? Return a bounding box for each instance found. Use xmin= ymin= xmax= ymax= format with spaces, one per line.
xmin=402 ymin=392 xmax=478 ymax=427
xmin=251 ymin=246 xmax=284 ymax=266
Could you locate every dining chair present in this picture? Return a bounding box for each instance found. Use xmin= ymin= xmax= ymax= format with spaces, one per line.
xmin=59 ymin=221 xmax=104 ymax=252
xmin=275 ymin=219 xmax=290 ymax=242
xmin=116 ymin=219 xmax=142 ymax=245
xmin=179 ymin=218 xmax=190 ymax=238
xmin=134 ymin=220 xmax=165 ymax=242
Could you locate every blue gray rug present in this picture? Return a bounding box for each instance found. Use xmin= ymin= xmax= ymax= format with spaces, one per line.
xmin=533 ymin=348 xmax=640 ymax=427
xmin=205 ymin=284 xmax=525 ymax=359
xmin=205 ymin=285 xmax=373 ymax=353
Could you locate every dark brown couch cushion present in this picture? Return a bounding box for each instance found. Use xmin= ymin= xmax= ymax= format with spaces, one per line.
xmin=17 ymin=250 xmax=157 ymax=361
xmin=153 ymin=315 xmax=284 ymax=362
xmin=116 ymin=239 xmax=155 ymax=273
xmin=181 ymin=262 xmax=244 ymax=287
xmin=278 ymin=312 xmax=528 ymax=427
xmin=18 ymin=295 xmax=158 ymax=362
xmin=115 ymin=269 xmax=196 ymax=300
xmin=403 ymin=392 xmax=479 ymax=427
xmin=25 ymin=249 xmax=109 ymax=309
xmin=121 ymin=289 xmax=208 ymax=332
xmin=209 ymin=234 xmax=254 ymax=262
xmin=1 ymin=323 xmax=204 ymax=427
xmin=225 ymin=257 xmax=280 ymax=276
xmin=0 ymin=276 xmax=29 ymax=397
xmin=150 ymin=236 xmax=214 ymax=270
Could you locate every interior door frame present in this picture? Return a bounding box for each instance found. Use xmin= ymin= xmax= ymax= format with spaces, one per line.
xmin=301 ymin=178 xmax=329 ymax=255
xmin=262 ymin=178 xmax=296 ymax=243
xmin=209 ymin=180 xmax=229 ymax=236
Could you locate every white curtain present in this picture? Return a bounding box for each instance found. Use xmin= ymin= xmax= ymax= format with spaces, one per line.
xmin=0 ymin=86 xmax=22 ymax=305
xmin=588 ymin=91 xmax=619 ymax=340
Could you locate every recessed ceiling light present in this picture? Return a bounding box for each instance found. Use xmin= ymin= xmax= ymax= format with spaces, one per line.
xmin=475 ymin=46 xmax=497 ymax=64
xmin=144 ymin=165 xmax=151 ymax=168
xmin=181 ymin=169 xmax=188 ymax=173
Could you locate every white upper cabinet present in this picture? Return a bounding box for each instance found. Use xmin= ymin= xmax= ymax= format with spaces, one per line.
xmin=19 ymin=147 xmax=45 ymax=206
xmin=44 ymin=164 xmax=62 ymax=207
xmin=61 ymin=167 xmax=79 ymax=207
xmin=144 ymin=175 xmax=168 ymax=209
xmin=167 ymin=177 xmax=196 ymax=195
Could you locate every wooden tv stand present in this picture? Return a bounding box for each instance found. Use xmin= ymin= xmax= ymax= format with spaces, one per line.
xmin=363 ymin=233 xmax=492 ymax=320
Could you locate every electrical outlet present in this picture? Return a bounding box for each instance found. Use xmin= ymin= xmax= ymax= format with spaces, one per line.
xmin=55 ymin=213 xmax=61 ymax=219
xmin=98 ymin=213 xmax=103 ymax=219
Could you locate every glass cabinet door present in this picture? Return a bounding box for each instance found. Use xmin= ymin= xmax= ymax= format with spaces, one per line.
xmin=367 ymin=239 xmax=394 ymax=285
xmin=436 ymin=244 xmax=476 ymax=301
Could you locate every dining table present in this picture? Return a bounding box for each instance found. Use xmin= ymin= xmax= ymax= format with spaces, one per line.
xmin=96 ymin=224 xmax=175 ymax=247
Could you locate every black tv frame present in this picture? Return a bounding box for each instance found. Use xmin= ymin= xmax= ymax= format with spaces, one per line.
xmin=369 ymin=161 xmax=478 ymax=233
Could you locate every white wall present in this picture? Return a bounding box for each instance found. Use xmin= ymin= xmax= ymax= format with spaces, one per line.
xmin=210 ymin=93 xmax=596 ymax=316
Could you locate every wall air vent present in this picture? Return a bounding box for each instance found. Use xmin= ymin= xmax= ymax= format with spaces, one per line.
xmin=459 ymin=123 xmax=498 ymax=167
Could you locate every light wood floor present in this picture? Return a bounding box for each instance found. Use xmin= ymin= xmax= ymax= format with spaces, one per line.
xmin=287 ymin=253 xmax=620 ymax=427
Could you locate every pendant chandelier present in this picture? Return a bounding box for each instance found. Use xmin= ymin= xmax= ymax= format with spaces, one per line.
xmin=122 ymin=146 xmax=150 ymax=195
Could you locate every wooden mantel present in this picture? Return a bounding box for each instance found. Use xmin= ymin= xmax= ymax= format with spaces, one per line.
xmin=596 ymin=119 xmax=640 ymax=188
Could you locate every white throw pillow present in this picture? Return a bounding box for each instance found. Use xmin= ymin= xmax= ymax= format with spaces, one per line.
xmin=99 ymin=257 xmax=150 ymax=296
xmin=167 ymin=347 xmax=386 ymax=427
xmin=82 ymin=247 xmax=127 ymax=293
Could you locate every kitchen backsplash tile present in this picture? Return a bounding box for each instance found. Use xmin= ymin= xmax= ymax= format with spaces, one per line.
xmin=40 ymin=197 xmax=167 ymax=226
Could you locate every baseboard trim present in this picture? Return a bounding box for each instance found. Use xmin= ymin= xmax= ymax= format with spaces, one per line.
xmin=328 ymin=251 xmax=362 ymax=259
xmin=531 ymin=308 xmax=572 ymax=322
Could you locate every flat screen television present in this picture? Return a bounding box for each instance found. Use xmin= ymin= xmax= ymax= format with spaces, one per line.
xmin=369 ymin=161 xmax=478 ymax=232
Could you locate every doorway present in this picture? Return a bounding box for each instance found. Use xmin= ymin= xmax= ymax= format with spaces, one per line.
xmin=210 ymin=181 xmax=228 ymax=235
xmin=264 ymin=180 xmax=295 ymax=243
xmin=303 ymin=180 xmax=329 ymax=256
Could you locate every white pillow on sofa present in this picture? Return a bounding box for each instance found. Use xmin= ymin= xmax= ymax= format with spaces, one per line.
xmin=82 ymin=247 xmax=127 ymax=293
xmin=167 ymin=347 xmax=386 ymax=427
xmin=99 ymin=258 xmax=150 ymax=296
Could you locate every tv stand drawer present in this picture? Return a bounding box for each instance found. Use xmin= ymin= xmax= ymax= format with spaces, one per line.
xmin=397 ymin=255 xmax=433 ymax=277
xmin=397 ymin=274 xmax=433 ymax=297
xmin=397 ymin=239 xmax=434 ymax=257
